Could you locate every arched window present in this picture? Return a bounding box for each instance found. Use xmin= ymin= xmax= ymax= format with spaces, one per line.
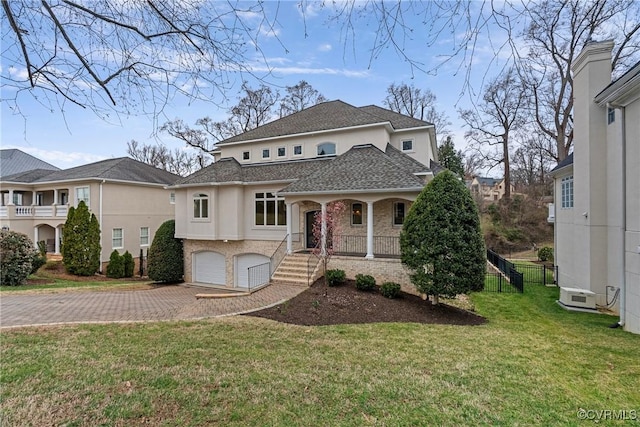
xmin=317 ymin=142 xmax=336 ymax=156
xmin=193 ymin=193 xmax=209 ymax=219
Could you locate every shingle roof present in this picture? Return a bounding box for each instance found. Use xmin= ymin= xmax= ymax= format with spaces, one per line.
xmin=0 ymin=149 xmax=60 ymax=178
xmin=1 ymin=169 xmax=59 ymax=183
xmin=3 ymin=157 xmax=179 ymax=185
xmin=173 ymin=157 xmax=334 ymax=186
xmin=384 ymin=143 xmax=431 ymax=174
xmin=218 ymin=100 xmax=432 ymax=144
xmin=476 ymin=177 xmax=501 ymax=187
xmin=278 ymin=144 xmax=427 ymax=194
xmin=550 ymin=153 xmax=574 ymax=174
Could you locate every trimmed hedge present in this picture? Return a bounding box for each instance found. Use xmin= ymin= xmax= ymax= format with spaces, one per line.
xmin=0 ymin=230 xmax=39 ymax=286
xmin=106 ymin=250 xmax=125 ymax=279
xmin=123 ymin=251 xmax=134 ymax=278
xmin=148 ymin=220 xmax=183 ymax=283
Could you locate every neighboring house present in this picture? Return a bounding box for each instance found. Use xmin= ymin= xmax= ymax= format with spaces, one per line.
xmin=0 ymin=149 xmax=60 ymax=178
xmin=468 ymin=176 xmax=512 ymax=202
xmin=169 ymin=100 xmax=439 ymax=291
xmin=549 ymin=40 xmax=639 ymax=335
xmin=0 ymin=155 xmax=178 ymax=270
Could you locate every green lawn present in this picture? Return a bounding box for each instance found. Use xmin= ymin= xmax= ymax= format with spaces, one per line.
xmin=0 ymin=274 xmax=152 ymax=294
xmin=1 ymin=285 xmax=639 ymax=426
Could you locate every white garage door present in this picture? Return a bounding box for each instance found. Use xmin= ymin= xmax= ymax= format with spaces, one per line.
xmin=193 ymin=251 xmax=226 ymax=285
xmin=235 ymin=253 xmax=270 ymax=289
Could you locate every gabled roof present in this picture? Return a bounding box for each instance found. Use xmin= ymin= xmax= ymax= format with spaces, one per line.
xmin=2 ymin=157 xmax=179 ymax=185
xmin=278 ymin=144 xmax=427 ymax=194
xmin=0 ymin=149 xmax=60 ymax=178
xmin=218 ymin=100 xmax=433 ymax=145
xmin=475 ymin=177 xmax=501 ymax=187
xmin=549 ymin=153 xmax=574 ymax=175
xmin=595 ymin=60 xmax=640 ymax=106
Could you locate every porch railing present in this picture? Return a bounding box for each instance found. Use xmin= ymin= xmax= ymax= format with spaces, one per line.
xmin=331 ymin=235 xmax=401 ymax=257
xmin=247 ymin=262 xmax=271 ymax=291
xmin=0 ymin=205 xmax=69 ymax=218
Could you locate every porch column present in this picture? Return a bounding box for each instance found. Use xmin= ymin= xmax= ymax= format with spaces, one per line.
xmin=33 ymin=226 xmax=39 ymax=248
xmin=286 ymin=202 xmax=292 ymax=254
xmin=366 ymin=201 xmax=374 ymax=259
xmin=320 ymin=202 xmax=327 ymax=257
xmin=53 ymin=189 xmax=58 ymax=205
xmin=8 ymin=189 xmax=14 ymax=205
xmin=54 ymin=227 xmax=61 ymax=254
xmin=32 ymin=191 xmax=37 ymax=206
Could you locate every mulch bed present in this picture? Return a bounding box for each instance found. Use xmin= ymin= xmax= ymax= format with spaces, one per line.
xmin=247 ymin=278 xmax=486 ymax=326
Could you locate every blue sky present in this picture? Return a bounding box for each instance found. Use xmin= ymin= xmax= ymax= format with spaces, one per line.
xmin=1 ymin=2 xmax=510 ymax=170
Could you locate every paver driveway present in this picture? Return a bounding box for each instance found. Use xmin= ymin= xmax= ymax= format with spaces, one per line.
xmin=0 ymin=283 xmax=305 ymax=328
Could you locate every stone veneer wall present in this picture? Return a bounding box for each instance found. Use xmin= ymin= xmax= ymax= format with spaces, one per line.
xmin=326 ymin=255 xmax=419 ymax=296
xmin=184 ymin=239 xmax=280 ymax=285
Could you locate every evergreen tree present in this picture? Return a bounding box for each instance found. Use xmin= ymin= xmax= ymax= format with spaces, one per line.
xmin=437 ymin=136 xmax=465 ymax=179
xmin=123 ymin=251 xmax=134 ymax=278
xmin=62 ymin=201 xmax=101 ymax=276
xmin=148 ymin=220 xmax=183 ymax=283
xmin=400 ymin=170 xmax=485 ymax=304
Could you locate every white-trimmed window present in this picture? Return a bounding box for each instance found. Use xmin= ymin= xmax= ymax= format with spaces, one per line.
xmin=277 ymin=147 xmax=286 ymax=158
xmin=607 ymin=108 xmax=615 ymax=125
xmin=112 ymin=228 xmax=123 ymax=248
xmin=262 ymin=148 xmax=270 ymax=159
xmin=75 ymin=186 xmax=90 ymax=206
xmin=351 ymin=203 xmax=363 ymax=225
xmin=293 ymin=145 xmax=303 ymax=156
xmin=255 ymin=192 xmax=286 ymax=226
xmin=36 ymin=192 xmax=44 ymax=206
xmin=561 ymin=176 xmax=574 ymax=208
xmin=140 ymin=227 xmax=149 ymax=246
xmin=402 ymin=140 xmax=413 ymax=152
xmin=59 ymin=191 xmax=68 ymax=205
xmin=169 ymin=192 xmax=175 ymax=204
xmin=242 ymin=151 xmax=250 ymax=161
xmin=317 ymin=142 xmax=336 ymax=156
xmin=393 ymin=202 xmax=406 ymax=226
xmin=193 ymin=193 xmax=209 ymax=219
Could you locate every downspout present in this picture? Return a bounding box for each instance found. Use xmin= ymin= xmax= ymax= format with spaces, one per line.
xmin=618 ymin=105 xmax=626 ymax=328
xmin=99 ymin=180 xmax=105 ymax=274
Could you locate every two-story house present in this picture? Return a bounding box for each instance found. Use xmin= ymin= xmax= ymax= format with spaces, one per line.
xmin=468 ymin=176 xmax=513 ymax=203
xmin=0 ymin=155 xmax=178 ymax=271
xmin=169 ymin=100 xmax=440 ymax=291
xmin=549 ymin=40 xmax=639 ymax=334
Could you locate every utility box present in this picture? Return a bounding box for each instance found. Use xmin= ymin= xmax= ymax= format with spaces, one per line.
xmin=558 ymin=287 xmax=597 ymax=310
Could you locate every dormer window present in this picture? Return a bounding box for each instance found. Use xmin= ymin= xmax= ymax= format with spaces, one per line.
xmin=317 ymin=142 xmax=336 ymax=156
xmin=262 ymin=149 xmax=270 ymax=159
xmin=277 ymin=147 xmax=286 ymax=157
xmin=242 ymin=151 xmax=250 ymax=161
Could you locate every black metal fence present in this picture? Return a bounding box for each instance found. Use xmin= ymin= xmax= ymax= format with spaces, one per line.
xmin=485 ymin=249 xmax=556 ymax=293
xmin=485 ymin=272 xmax=522 ymax=293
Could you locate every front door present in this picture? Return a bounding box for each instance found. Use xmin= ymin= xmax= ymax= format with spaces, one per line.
xmin=305 ymin=210 xmax=320 ymax=249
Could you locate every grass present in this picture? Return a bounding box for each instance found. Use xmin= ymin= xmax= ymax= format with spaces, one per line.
xmin=2 ymin=286 xmax=639 ymax=426
xmin=0 ymin=271 xmax=152 ymax=294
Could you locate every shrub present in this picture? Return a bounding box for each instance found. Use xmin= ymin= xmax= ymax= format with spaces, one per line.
xmin=148 ymin=220 xmax=184 ymax=283
xmin=44 ymin=260 xmax=62 ymax=271
xmin=325 ymin=269 xmax=346 ymax=286
xmin=30 ymin=253 xmax=47 ymax=274
xmin=0 ymin=230 xmax=38 ymax=286
xmin=123 ymin=251 xmax=134 ymax=278
xmin=355 ymin=274 xmax=376 ymax=291
xmin=380 ymin=282 xmax=401 ymax=299
xmin=106 ymin=250 xmax=125 ymax=279
xmin=538 ymin=246 xmax=554 ymax=263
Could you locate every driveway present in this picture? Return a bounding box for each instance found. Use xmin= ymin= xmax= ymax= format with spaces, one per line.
xmin=0 ymin=283 xmax=305 ymax=328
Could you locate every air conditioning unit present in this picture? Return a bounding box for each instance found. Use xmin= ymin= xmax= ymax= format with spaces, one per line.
xmin=558 ymin=287 xmax=596 ymax=311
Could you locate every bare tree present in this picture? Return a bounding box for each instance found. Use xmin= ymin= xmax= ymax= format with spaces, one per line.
xmin=382 ymin=83 xmax=451 ymax=137
xmin=460 ymin=68 xmax=525 ymax=200
xmin=279 ymin=80 xmax=327 ymax=117
xmin=463 ymin=151 xmax=485 ymax=180
xmin=162 ymin=82 xmax=280 ymax=154
xmin=1 ymin=1 xmax=287 ymax=120
xmin=126 ymin=140 xmax=206 ymax=176
xmin=518 ymin=0 xmax=640 ymax=162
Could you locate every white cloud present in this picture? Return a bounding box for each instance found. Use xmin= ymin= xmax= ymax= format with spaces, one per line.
xmin=318 ymin=43 xmax=332 ymax=52
xmin=250 ymin=64 xmax=370 ymax=78
xmin=7 ymin=146 xmax=107 ymax=169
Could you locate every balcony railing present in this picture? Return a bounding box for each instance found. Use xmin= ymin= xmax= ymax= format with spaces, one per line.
xmin=0 ymin=205 xmax=70 ymax=219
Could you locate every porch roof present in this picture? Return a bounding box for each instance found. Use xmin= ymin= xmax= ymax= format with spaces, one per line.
xmin=278 ymin=144 xmax=427 ymax=194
